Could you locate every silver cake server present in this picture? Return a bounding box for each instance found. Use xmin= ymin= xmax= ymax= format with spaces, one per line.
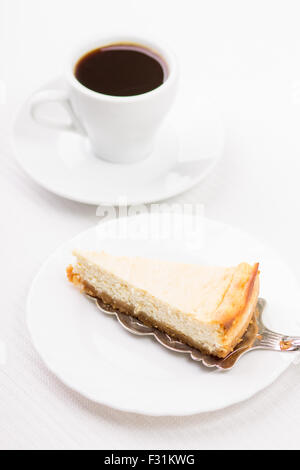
xmin=86 ymin=296 xmax=300 ymax=370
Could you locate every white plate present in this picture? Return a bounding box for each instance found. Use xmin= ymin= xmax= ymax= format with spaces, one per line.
xmin=13 ymin=77 xmax=224 ymax=206
xmin=27 ymin=214 xmax=300 ymax=416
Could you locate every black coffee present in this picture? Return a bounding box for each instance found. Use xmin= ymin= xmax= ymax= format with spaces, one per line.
xmin=74 ymin=43 xmax=167 ymax=97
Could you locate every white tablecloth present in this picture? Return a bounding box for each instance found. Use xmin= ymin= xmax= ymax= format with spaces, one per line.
xmin=1 ymin=0 xmax=300 ymax=450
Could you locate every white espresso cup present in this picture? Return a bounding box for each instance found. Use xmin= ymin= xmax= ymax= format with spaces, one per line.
xmin=30 ymin=36 xmax=178 ymax=164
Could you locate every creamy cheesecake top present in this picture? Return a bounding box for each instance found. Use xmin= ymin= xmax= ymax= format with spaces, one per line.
xmin=73 ymin=250 xmax=258 ymax=326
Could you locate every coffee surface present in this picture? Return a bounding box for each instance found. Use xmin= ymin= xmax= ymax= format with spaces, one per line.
xmin=75 ymin=44 xmax=166 ymax=97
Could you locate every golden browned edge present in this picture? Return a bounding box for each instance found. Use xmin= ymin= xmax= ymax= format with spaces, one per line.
xmin=66 ymin=265 xmax=258 ymax=359
xmin=215 ymin=263 xmax=259 ymax=355
xmin=219 ymin=263 xmax=259 ymax=330
xmin=222 ymin=275 xmax=259 ymax=355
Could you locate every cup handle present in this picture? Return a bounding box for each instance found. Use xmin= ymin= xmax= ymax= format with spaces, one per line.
xmin=30 ymin=89 xmax=86 ymax=135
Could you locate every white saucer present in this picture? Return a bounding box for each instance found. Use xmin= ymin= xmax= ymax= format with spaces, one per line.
xmin=27 ymin=213 xmax=300 ymax=416
xmin=13 ymin=77 xmax=224 ymax=206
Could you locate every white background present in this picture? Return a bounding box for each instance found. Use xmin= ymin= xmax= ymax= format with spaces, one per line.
xmin=1 ymin=0 xmax=300 ymax=449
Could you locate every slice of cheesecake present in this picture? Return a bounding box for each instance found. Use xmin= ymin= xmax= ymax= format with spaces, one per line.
xmin=67 ymin=250 xmax=259 ymax=358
